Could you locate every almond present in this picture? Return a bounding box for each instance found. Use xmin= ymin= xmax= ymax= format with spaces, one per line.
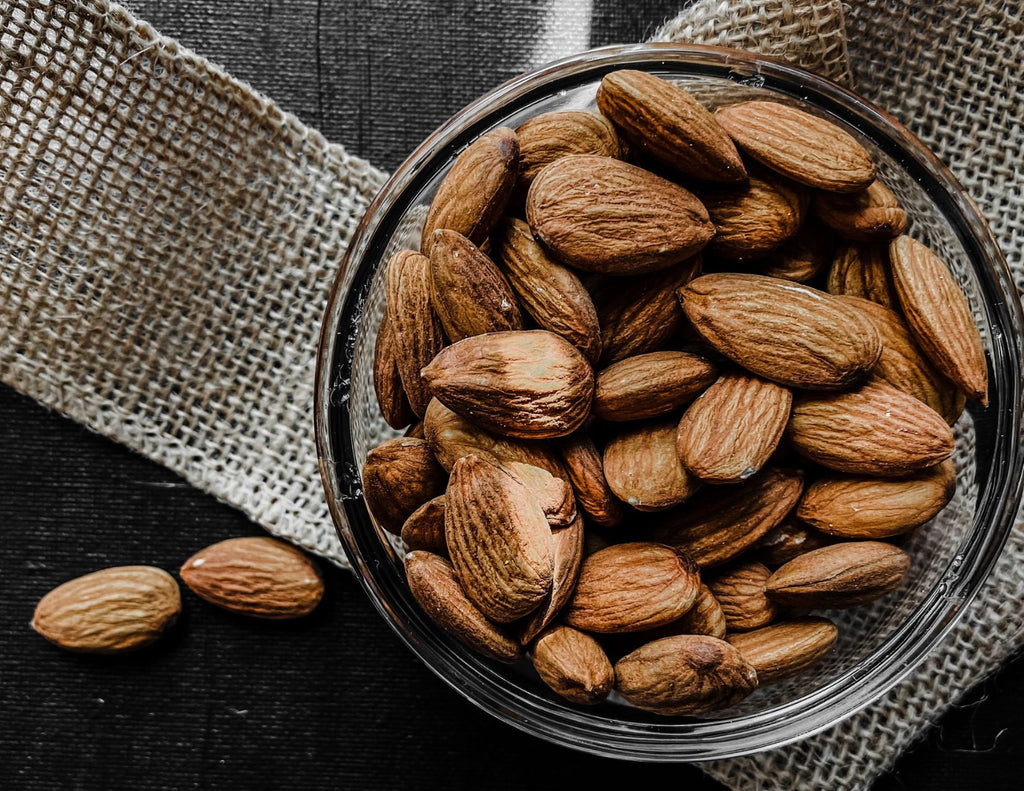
xmin=421 ymin=330 xmax=594 ymax=439
xmin=756 ymin=521 xmax=834 ymax=569
xmin=673 ymin=583 xmax=727 ymax=639
xmin=444 ymin=455 xmax=553 ymax=622
xmin=614 ymin=635 xmax=758 ymax=715
xmin=727 ymin=618 xmax=838 ymax=685
xmin=516 ymin=110 xmax=620 ymax=185
xmin=372 ymin=310 xmax=414 ymax=429
xmin=604 ymin=420 xmax=700 ymax=512
xmin=679 ymin=273 xmax=882 ymax=389
xmin=814 ymin=180 xmax=908 ymax=241
xmin=401 ymin=495 xmax=448 ymax=554
xmin=519 ymin=514 xmax=585 ymax=644
xmin=32 ymin=566 xmax=180 ymax=653
xmin=362 ymin=437 xmax=447 ymax=534
xmin=766 ymin=541 xmax=910 ymax=607
xmin=787 ymin=380 xmax=955 ymax=476
xmin=526 ymin=155 xmax=714 ymax=274
xmin=593 ymin=351 xmax=717 ymax=422
xmin=499 ymin=461 xmax=576 ymax=527
xmin=676 ymin=372 xmax=792 ymax=483
xmin=421 ymin=127 xmax=518 ymax=253
xmin=760 ymin=221 xmax=834 ymax=283
xmin=890 ymin=235 xmax=988 ymax=403
xmin=797 ymin=460 xmax=956 ymax=539
xmin=827 ymin=244 xmax=897 ymax=309
xmin=531 ymin=624 xmax=614 ymax=705
xmin=405 ymin=551 xmax=523 ymax=662
xmin=707 ymin=561 xmax=778 ymax=632
xmin=715 ymin=101 xmax=875 ymax=193
xmin=564 ymin=542 xmax=700 ymax=633
xmin=702 ymin=175 xmax=807 ymax=261
xmin=556 ymin=432 xmax=623 ymax=528
xmin=595 ymin=70 xmax=745 ymax=183
xmin=180 ymin=537 xmax=324 ymax=619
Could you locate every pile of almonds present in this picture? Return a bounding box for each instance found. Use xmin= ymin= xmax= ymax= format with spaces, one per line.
xmin=364 ymin=70 xmax=986 ymax=715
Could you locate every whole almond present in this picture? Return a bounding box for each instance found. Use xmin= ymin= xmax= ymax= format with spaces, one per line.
xmin=766 ymin=541 xmax=910 ymax=607
xmin=604 ymin=420 xmax=700 ymax=512
xmin=499 ymin=461 xmax=576 ymax=527
xmin=421 ymin=127 xmax=518 ymax=253
xmin=596 ymin=70 xmax=745 ymax=183
xmin=679 ymin=273 xmax=882 ymax=389
xmin=180 ymin=537 xmax=324 ymax=619
xmin=372 ymin=310 xmax=414 ymax=429
xmin=556 ymin=432 xmax=623 ymax=528
xmin=401 ymin=495 xmax=448 ymax=554
xmin=727 ymin=618 xmax=838 ymax=685
xmin=429 ymin=229 xmax=523 ymax=341
xmin=516 ymin=110 xmax=620 ymax=185
xmin=757 ymin=521 xmax=834 ymax=569
xmin=827 ymin=244 xmax=897 ymax=309
xmin=362 ymin=437 xmax=447 ymax=535
xmin=787 ymin=380 xmax=955 ymax=476
xmin=421 ymin=330 xmax=594 ymax=439
xmin=715 ymin=101 xmax=875 ymax=193
xmin=526 ymin=155 xmax=714 ymax=274
xmin=32 ymin=566 xmax=180 ymax=654
xmin=814 ymin=180 xmax=908 ymax=241
xmin=405 ymin=551 xmax=523 ymax=662
xmin=708 ymin=561 xmax=778 ymax=632
xmin=797 ymin=460 xmax=956 ymax=539
xmin=652 ymin=468 xmax=804 ymax=568
xmin=445 ymin=455 xmax=553 ymax=622
xmin=519 ymin=514 xmax=585 ymax=643
xmin=890 ymin=235 xmax=988 ymax=403
xmin=531 ymin=624 xmax=614 ymax=705
xmin=760 ymin=221 xmax=835 ymax=283
xmin=497 ymin=219 xmax=602 ymax=362
xmin=676 ymin=372 xmax=792 ymax=483
xmin=593 ymin=351 xmax=717 ymax=422
xmin=674 ymin=583 xmax=728 ymax=639
xmin=614 ymin=634 xmax=758 ymax=715
xmin=564 ymin=542 xmax=700 ymax=633
xmin=702 ymin=175 xmax=807 ymax=261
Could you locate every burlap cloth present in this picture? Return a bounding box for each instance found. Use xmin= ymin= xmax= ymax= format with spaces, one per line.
xmin=1 ymin=0 xmax=1022 ymax=787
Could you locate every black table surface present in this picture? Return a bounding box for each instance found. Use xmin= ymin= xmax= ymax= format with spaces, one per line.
xmin=2 ymin=2 xmax=1022 ymax=788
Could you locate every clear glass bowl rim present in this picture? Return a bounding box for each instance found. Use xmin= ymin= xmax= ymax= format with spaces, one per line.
xmin=314 ymin=43 xmax=1024 ymax=761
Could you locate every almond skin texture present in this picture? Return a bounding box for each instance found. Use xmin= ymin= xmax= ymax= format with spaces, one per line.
xmin=827 ymin=244 xmax=898 ymax=309
xmin=405 ymin=551 xmax=524 ymax=662
xmin=421 ymin=127 xmax=518 ymax=253
xmin=401 ymin=495 xmax=448 ymax=554
xmin=499 ymin=461 xmax=576 ymax=527
xmin=766 ymin=541 xmax=910 ymax=608
xmin=797 ymin=460 xmax=956 ymax=539
xmin=814 ymin=180 xmax=908 ymax=241
xmin=890 ymin=235 xmax=988 ymax=403
xmin=727 ymin=618 xmax=838 ymax=685
xmin=604 ymin=420 xmax=701 ymax=512
xmin=652 ymin=468 xmax=804 ymax=568
xmin=676 ymin=372 xmax=792 ymax=483
xmin=421 ymin=330 xmax=595 ymax=440
xmin=445 ymin=455 xmax=553 ymax=623
xmin=760 ymin=221 xmax=835 ymax=283
xmin=702 ymin=175 xmax=807 ymax=261
xmin=531 ymin=624 xmax=614 ymax=705
xmin=674 ymin=583 xmax=728 ymax=639
xmin=429 ymin=229 xmax=523 ymax=341
xmin=180 ymin=537 xmax=324 ymax=619
xmin=593 ymin=351 xmax=717 ymax=422
xmin=497 ymin=219 xmax=601 ymax=362
xmin=526 ymin=155 xmax=714 ymax=275
xmin=519 ymin=514 xmax=585 ymax=644
xmin=564 ymin=542 xmax=700 ymax=634
xmin=556 ymin=432 xmax=623 ymax=528
xmin=679 ymin=273 xmax=882 ymax=389
xmin=595 ymin=70 xmax=745 ymax=183
xmin=715 ymin=101 xmax=875 ymax=193
xmin=372 ymin=311 xmax=414 ymax=429
xmin=757 ymin=521 xmax=834 ymax=569
xmin=787 ymin=380 xmax=955 ymax=476
xmin=362 ymin=437 xmax=447 ymax=535
xmin=516 ymin=110 xmax=620 ymax=185
xmin=615 ymin=635 xmax=758 ymax=715
xmin=32 ymin=566 xmax=180 ymax=654
xmin=708 ymin=561 xmax=778 ymax=632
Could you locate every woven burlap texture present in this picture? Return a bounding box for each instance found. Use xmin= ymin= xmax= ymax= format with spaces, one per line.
xmin=2 ymin=1 xmax=1023 ymax=789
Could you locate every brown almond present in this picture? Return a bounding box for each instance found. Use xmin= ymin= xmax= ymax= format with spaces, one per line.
xmin=593 ymin=351 xmax=717 ymax=422
xmin=556 ymin=432 xmax=623 ymax=528
xmin=401 ymin=495 xmax=448 ymax=554
xmin=445 ymin=455 xmax=553 ymax=622
xmin=674 ymin=583 xmax=728 ymax=639
xmin=500 ymin=461 xmax=576 ymax=527
xmin=760 ymin=221 xmax=835 ymax=283
xmin=676 ymin=372 xmax=792 ymax=483
xmin=180 ymin=537 xmax=324 ymax=619
xmin=679 ymin=273 xmax=882 ymax=389
xmin=827 ymin=244 xmax=898 ymax=309
xmin=757 ymin=521 xmax=834 ymax=569
xmin=614 ymin=635 xmax=758 ymax=715
xmin=32 ymin=566 xmax=180 ymax=654
xmin=362 ymin=437 xmax=447 ymax=535
xmin=372 ymin=310 xmax=414 ymax=429
xmin=707 ymin=561 xmax=778 ymax=632
xmin=727 ymin=618 xmax=838 ymax=685
xmin=421 ymin=127 xmax=518 ymax=253
xmin=890 ymin=235 xmax=988 ymax=403
xmin=531 ymin=624 xmax=614 ymax=705
xmin=715 ymin=101 xmax=875 ymax=193
xmin=814 ymin=180 xmax=908 ymax=241
xmin=702 ymin=175 xmax=807 ymax=261
xmin=519 ymin=514 xmax=585 ymax=643
xmin=596 ymin=70 xmax=745 ymax=183
xmin=564 ymin=542 xmax=700 ymax=633
xmin=604 ymin=420 xmax=700 ymax=512
xmin=516 ymin=110 xmax=620 ymax=185
xmin=526 ymin=155 xmax=714 ymax=274
xmin=766 ymin=541 xmax=910 ymax=607
xmin=405 ymin=551 xmax=523 ymax=662
xmin=787 ymin=380 xmax=955 ymax=476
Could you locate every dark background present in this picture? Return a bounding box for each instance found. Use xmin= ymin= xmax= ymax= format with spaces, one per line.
xmin=2 ymin=1 xmax=1022 ymax=788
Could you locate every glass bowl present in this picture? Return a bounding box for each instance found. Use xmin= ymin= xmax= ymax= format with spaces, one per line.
xmin=314 ymin=44 xmax=1024 ymax=760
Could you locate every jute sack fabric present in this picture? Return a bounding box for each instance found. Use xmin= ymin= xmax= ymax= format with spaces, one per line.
xmin=2 ymin=1 xmax=1023 ymax=788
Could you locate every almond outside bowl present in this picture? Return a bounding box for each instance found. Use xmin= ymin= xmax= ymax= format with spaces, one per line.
xmin=314 ymin=44 xmax=1024 ymax=760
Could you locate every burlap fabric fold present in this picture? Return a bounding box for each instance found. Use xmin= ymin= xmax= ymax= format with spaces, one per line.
xmin=2 ymin=0 xmax=1023 ymax=788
